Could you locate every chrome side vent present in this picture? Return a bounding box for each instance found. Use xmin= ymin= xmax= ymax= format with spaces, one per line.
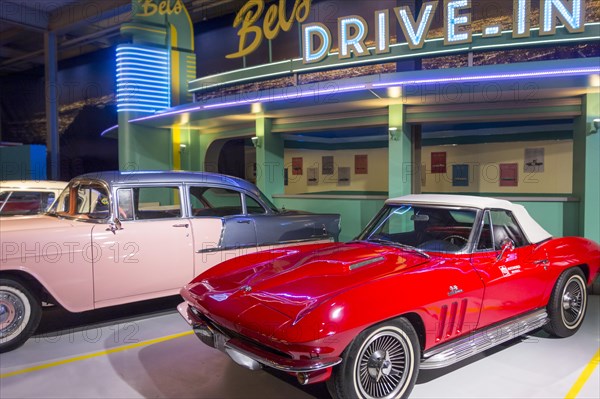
xmin=435 ymin=299 xmax=468 ymax=342
xmin=421 ymin=309 xmax=548 ymax=370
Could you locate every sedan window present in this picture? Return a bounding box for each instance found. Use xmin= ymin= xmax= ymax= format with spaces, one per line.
xmin=132 ymin=187 xmax=181 ymax=220
xmin=245 ymin=195 xmax=266 ymax=215
xmin=117 ymin=189 xmax=134 ymax=221
xmin=189 ymin=186 xmax=243 ymax=217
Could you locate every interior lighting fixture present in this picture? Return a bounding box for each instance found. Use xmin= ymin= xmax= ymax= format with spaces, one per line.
xmin=590 ymin=118 xmax=600 ymax=135
xmin=389 ymin=127 xmax=399 ymax=141
xmin=251 ymin=136 xmax=262 ymax=148
xmin=251 ymin=103 xmax=263 ymax=114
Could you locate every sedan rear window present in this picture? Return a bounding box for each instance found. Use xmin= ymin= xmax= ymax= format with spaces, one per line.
xmin=189 ymin=186 xmax=243 ymax=217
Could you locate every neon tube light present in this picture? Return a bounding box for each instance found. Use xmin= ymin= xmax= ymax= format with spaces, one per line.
xmin=132 ymin=64 xmax=600 ymax=123
xmin=371 ymin=67 xmax=600 ymax=88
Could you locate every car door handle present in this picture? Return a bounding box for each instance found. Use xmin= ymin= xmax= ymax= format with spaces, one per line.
xmin=237 ymin=220 xmax=251 ymax=224
xmin=534 ymin=259 xmax=549 ymax=264
xmin=173 ymin=223 xmax=189 ymax=228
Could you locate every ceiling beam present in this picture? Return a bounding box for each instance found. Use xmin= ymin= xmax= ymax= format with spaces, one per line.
xmin=0 ymin=1 xmax=49 ymax=32
xmin=0 ymin=46 xmax=37 ymax=60
xmin=48 ymin=0 xmax=130 ymax=33
xmin=0 ymin=27 xmax=35 ymax=45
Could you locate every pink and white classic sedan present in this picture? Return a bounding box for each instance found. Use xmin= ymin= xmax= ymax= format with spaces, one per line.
xmin=0 ymin=171 xmax=340 ymax=352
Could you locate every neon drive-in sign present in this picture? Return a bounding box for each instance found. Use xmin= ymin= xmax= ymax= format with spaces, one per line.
xmin=226 ymin=0 xmax=588 ymax=64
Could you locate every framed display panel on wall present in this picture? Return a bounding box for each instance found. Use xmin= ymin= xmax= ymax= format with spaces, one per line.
xmin=500 ymin=163 xmax=519 ymax=186
xmin=292 ymin=157 xmax=303 ymax=175
xmin=431 ymin=152 xmax=446 ymax=173
xmin=338 ymin=167 xmax=350 ymax=186
xmin=307 ymin=167 xmax=318 ymax=186
xmin=322 ymin=156 xmax=334 ymax=175
xmin=452 ymin=164 xmax=469 ymax=187
xmin=355 ymin=154 xmax=368 ymax=174
xmin=524 ymin=148 xmax=544 ymax=173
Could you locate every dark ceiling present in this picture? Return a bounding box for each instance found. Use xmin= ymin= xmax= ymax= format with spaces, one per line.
xmin=0 ymin=0 xmax=246 ymax=75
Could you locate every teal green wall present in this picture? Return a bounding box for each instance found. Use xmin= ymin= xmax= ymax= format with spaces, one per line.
xmin=0 ymin=145 xmax=47 ymax=180
xmin=272 ymin=197 xmax=578 ymax=242
xmin=573 ymin=92 xmax=600 ymax=243
xmin=514 ymin=201 xmax=580 ymax=238
xmin=272 ymin=197 xmax=385 ymax=242
xmin=119 ymin=113 xmax=172 ymax=170
xmin=256 ymin=116 xmax=284 ymax=198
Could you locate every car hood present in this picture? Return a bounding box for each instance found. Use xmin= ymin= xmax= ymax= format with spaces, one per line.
xmin=187 ymin=242 xmax=430 ymax=325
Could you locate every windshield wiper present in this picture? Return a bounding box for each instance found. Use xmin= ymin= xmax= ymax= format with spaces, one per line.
xmin=366 ymin=238 xmax=430 ymax=259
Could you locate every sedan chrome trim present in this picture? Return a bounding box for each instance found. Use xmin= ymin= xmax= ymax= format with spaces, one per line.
xmin=421 ymin=308 xmax=548 ymax=369
xmin=196 ymin=237 xmax=333 ymax=253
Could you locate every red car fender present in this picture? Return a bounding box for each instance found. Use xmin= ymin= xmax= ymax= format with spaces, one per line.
xmin=537 ymin=237 xmax=600 ymax=302
xmin=288 ymin=258 xmax=485 ymax=355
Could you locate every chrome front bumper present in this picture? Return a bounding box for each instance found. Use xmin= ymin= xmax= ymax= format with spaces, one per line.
xmin=177 ymin=301 xmax=342 ymax=373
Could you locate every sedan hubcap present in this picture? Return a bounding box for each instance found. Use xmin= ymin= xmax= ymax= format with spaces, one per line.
xmin=0 ymin=292 xmax=24 ymax=338
xmin=0 ymin=304 xmax=9 ymax=324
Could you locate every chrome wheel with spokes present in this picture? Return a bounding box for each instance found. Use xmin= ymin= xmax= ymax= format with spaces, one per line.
xmin=327 ymin=318 xmax=419 ymax=399
xmin=560 ymin=274 xmax=585 ymax=328
xmin=357 ymin=330 xmax=410 ymax=398
xmin=545 ymin=268 xmax=587 ymax=338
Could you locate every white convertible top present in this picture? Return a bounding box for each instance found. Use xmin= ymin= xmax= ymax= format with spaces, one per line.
xmin=386 ymin=194 xmax=552 ymax=244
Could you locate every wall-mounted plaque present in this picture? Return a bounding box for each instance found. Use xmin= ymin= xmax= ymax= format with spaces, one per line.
xmin=500 ymin=163 xmax=518 ymax=186
xmin=355 ymin=154 xmax=368 ymax=174
xmin=524 ymin=148 xmax=544 ymax=173
xmin=292 ymin=157 xmax=303 ymax=175
xmin=322 ymin=156 xmax=334 ymax=175
xmin=307 ymin=167 xmax=318 ymax=186
xmin=338 ymin=167 xmax=351 ymax=186
xmin=431 ymin=152 xmax=446 ymax=173
xmin=452 ymin=164 xmax=469 ymax=187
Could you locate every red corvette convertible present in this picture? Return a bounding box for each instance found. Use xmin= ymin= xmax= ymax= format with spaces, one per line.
xmin=179 ymin=194 xmax=600 ymax=399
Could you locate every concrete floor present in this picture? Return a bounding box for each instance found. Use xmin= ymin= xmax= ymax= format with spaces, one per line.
xmin=1 ymin=296 xmax=598 ymax=399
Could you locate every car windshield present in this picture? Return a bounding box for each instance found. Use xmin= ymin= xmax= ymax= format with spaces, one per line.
xmin=48 ymin=182 xmax=111 ymax=221
xmin=357 ymin=204 xmax=479 ymax=253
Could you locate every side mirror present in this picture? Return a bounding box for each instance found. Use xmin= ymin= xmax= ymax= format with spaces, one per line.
xmin=107 ymin=217 xmax=123 ymax=234
xmin=496 ymin=238 xmax=515 ymax=261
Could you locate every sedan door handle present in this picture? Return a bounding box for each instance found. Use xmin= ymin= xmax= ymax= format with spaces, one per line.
xmin=237 ymin=220 xmax=251 ymax=224
xmin=173 ymin=223 xmax=189 ymax=228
